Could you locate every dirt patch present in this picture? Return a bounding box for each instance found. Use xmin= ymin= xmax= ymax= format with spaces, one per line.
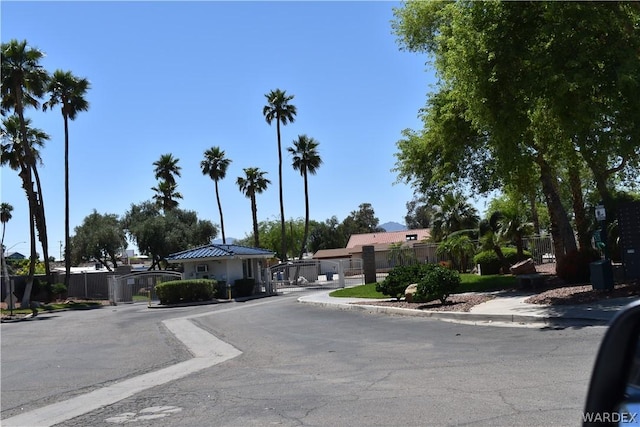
xmin=351 ymin=294 xmax=496 ymax=312
xmin=525 ymin=281 xmax=640 ymax=305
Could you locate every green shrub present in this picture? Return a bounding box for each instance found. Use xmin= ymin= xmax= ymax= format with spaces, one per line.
xmin=50 ymin=283 xmax=67 ymax=300
xmin=155 ymin=279 xmax=216 ymax=305
xmin=415 ymin=266 xmax=461 ymax=304
xmin=376 ymin=263 xmax=436 ymax=301
xmin=473 ymin=248 xmax=532 ymax=275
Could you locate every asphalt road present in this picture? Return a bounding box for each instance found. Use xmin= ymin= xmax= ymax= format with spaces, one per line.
xmin=1 ymin=293 xmax=607 ymax=426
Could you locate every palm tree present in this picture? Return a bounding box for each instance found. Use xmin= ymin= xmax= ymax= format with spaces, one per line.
xmin=431 ymin=192 xmax=480 ymax=241
xmin=43 ymin=69 xmax=90 ymax=288
xmin=201 ymin=147 xmax=231 ymax=243
xmin=151 ymin=180 xmax=182 ymax=211
xmin=1 ymin=116 xmax=51 ymax=272
xmin=0 ymin=203 xmax=13 ymax=247
xmin=1 ymin=202 xmax=13 ymax=311
xmin=1 ymin=39 xmax=50 ymax=305
xmin=263 ymin=89 xmax=297 ymax=260
xmin=152 ymin=154 xmax=182 ymax=211
xmin=288 ymin=135 xmax=322 ymax=260
xmin=237 ymin=168 xmax=270 ymax=248
xmin=153 ymin=153 xmax=181 ymax=185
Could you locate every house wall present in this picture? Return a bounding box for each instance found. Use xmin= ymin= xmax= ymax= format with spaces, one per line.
xmin=182 ymin=259 xmax=263 ymax=285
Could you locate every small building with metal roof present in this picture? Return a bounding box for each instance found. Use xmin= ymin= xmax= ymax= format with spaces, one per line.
xmin=165 ymin=244 xmax=275 ymax=287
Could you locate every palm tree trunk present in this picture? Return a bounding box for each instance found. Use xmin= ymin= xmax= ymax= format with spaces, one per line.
xmin=300 ymin=172 xmax=310 ymax=261
xmin=251 ymin=194 xmax=259 ymax=247
xmin=215 ymin=180 xmax=226 ymax=244
xmin=14 ymin=90 xmax=41 ymax=305
xmin=64 ymin=114 xmax=71 ymax=287
xmin=31 ymin=163 xmax=51 ymax=278
xmin=276 ymin=119 xmax=286 ymax=261
xmin=20 ymin=167 xmax=38 ymax=307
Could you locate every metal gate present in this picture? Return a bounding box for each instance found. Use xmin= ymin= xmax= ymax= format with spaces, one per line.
xmin=268 ymin=258 xmax=364 ymax=292
xmin=108 ymin=271 xmax=182 ymax=305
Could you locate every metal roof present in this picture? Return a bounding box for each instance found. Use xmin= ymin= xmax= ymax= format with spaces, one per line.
xmin=166 ymin=244 xmax=274 ymax=262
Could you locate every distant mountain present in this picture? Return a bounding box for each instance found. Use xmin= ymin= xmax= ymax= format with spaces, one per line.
xmin=380 ymin=222 xmax=407 ymax=232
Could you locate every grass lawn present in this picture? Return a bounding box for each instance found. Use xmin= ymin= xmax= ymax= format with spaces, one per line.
xmin=329 ymin=274 xmax=517 ymax=299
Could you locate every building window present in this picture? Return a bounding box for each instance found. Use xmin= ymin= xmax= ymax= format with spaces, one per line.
xmin=406 ymin=234 xmax=418 ymax=241
xmin=196 ymin=264 xmax=208 ymax=273
xmin=242 ymin=259 xmax=253 ymax=278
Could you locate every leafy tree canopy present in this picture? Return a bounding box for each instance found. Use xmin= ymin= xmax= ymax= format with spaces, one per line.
xmin=123 ymin=201 xmax=217 ymax=269
xmin=70 ymin=210 xmax=127 ymax=270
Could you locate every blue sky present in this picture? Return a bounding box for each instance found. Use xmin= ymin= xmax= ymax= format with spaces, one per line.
xmin=1 ymin=1 xmax=443 ymax=259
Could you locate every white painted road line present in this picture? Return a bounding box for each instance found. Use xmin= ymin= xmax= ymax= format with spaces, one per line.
xmin=3 ymin=315 xmax=242 ymax=427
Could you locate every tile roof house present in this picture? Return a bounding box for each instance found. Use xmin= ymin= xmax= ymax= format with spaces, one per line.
xmin=166 ymin=244 xmax=275 ymax=288
xmin=345 ymin=229 xmax=431 ymax=248
xmin=313 ymin=229 xmax=432 ymax=261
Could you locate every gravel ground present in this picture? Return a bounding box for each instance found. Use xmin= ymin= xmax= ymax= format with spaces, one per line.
xmin=352 ymin=294 xmax=496 ymax=312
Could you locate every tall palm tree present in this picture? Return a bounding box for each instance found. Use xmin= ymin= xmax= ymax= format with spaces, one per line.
xmin=237 ymin=168 xmax=270 ymax=248
xmin=2 ymin=116 xmax=51 ymax=279
xmin=201 ymin=146 xmax=232 ymax=244
xmin=1 ymin=39 xmax=50 ymax=305
xmin=43 ymin=69 xmax=90 ymax=288
xmin=152 ymin=154 xmax=182 ymax=211
xmin=151 ymin=180 xmax=182 ymax=211
xmin=0 ymin=202 xmax=13 ymax=310
xmin=288 ymin=135 xmax=322 ymax=260
xmin=0 ymin=203 xmax=13 ymax=247
xmin=263 ymin=89 xmax=297 ymax=260
xmin=153 ymin=153 xmax=181 ymax=185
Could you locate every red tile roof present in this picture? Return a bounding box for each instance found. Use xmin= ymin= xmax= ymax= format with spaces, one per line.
xmin=346 ymin=229 xmax=431 ymax=248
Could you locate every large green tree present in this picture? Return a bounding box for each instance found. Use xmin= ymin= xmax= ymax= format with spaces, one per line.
xmin=237 ymin=217 xmax=307 ymax=260
xmin=288 ymin=134 xmax=322 ymax=259
xmin=340 ymin=203 xmax=384 ymax=242
xmin=44 ymin=69 xmax=90 ymax=287
xmin=201 ymin=146 xmax=231 ymax=244
xmin=70 ymin=210 xmax=127 ymax=271
xmin=392 ymin=1 xmax=640 ymax=272
xmin=1 ymin=39 xmax=51 ymax=304
xmin=123 ymin=201 xmax=217 ymax=269
xmin=308 ymin=216 xmax=344 ymax=252
xmin=263 ymin=89 xmax=297 ymax=261
xmin=237 ymin=167 xmax=271 ymax=248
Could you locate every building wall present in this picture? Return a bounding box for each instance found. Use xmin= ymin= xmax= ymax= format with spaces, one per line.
xmin=182 ymin=259 xmax=262 ymax=285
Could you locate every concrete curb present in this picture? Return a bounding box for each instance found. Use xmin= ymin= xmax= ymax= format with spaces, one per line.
xmin=299 ymin=298 xmax=611 ymax=327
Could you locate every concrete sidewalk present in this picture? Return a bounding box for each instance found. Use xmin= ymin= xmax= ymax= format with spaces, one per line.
xmin=298 ymin=290 xmax=639 ymax=327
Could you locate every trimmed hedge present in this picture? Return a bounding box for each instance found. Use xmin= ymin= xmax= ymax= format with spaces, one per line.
xmin=156 ymin=279 xmax=216 ymax=305
xmin=473 ymin=248 xmax=532 ymax=275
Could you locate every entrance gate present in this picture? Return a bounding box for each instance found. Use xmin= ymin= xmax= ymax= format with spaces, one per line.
xmin=267 ymin=259 xmax=364 ymax=292
xmin=108 ymin=271 xmax=182 ymax=305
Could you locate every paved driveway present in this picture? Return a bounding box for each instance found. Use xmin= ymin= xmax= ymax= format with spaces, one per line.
xmin=2 ymin=293 xmax=606 ymax=426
